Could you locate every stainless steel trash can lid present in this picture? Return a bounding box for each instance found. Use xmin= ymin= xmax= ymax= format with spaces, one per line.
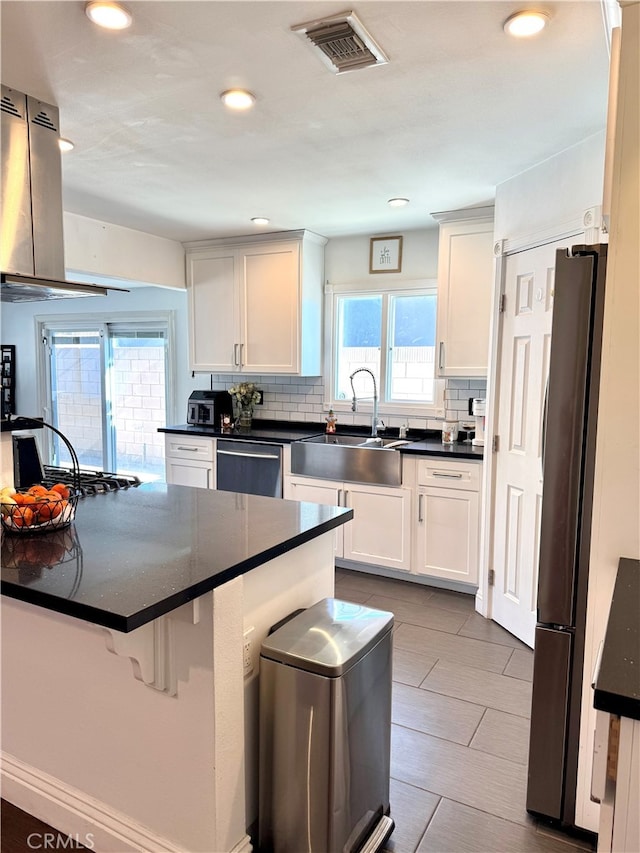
xmin=260 ymin=597 xmax=394 ymax=677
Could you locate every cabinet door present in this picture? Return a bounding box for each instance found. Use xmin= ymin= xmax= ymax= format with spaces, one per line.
xmin=343 ymin=484 xmax=412 ymax=572
xmin=241 ymin=241 xmax=300 ymax=373
xmin=415 ymin=486 xmax=479 ymax=583
xmin=188 ymin=252 xmax=240 ymax=372
xmin=436 ymin=220 xmax=495 ymax=377
xmin=165 ymin=458 xmax=213 ymax=489
xmin=285 ymin=476 xmax=344 ymax=557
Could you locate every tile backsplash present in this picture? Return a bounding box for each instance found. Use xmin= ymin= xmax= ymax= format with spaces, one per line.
xmin=210 ymin=375 xmax=487 ymax=431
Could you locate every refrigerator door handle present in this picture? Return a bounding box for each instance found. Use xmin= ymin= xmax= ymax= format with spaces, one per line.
xmin=541 ymin=374 xmax=549 ymax=474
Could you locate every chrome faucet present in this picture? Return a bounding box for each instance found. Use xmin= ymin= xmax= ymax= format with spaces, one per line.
xmin=349 ymin=368 xmax=384 ymax=437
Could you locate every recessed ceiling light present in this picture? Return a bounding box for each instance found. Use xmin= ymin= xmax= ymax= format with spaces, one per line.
xmin=58 ymin=138 xmax=75 ymax=152
xmin=85 ymin=1 xmax=132 ymax=30
xmin=388 ymin=197 xmax=410 ymax=207
xmin=503 ymin=10 xmax=549 ymax=37
xmin=251 ymin=217 xmax=270 ymax=225
xmin=220 ymin=89 xmax=256 ymax=111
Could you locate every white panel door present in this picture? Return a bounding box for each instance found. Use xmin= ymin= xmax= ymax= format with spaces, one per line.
xmin=188 ymin=252 xmax=239 ymax=372
xmin=343 ymin=484 xmax=412 ymax=571
xmin=241 ymin=242 xmax=300 ymax=373
xmin=491 ymin=241 xmax=566 ymax=646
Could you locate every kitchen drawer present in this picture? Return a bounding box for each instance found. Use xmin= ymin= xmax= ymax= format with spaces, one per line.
xmin=165 ymin=435 xmax=214 ymax=462
xmin=416 ymin=457 xmax=481 ymax=491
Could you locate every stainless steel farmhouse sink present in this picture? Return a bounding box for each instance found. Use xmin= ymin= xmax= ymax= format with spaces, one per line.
xmin=290 ymin=435 xmax=412 ymax=486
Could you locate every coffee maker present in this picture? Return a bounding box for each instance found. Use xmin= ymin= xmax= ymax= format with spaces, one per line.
xmin=470 ymin=398 xmax=486 ymax=447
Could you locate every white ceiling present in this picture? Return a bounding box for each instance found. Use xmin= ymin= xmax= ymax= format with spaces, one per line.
xmin=1 ymin=1 xmax=610 ymax=243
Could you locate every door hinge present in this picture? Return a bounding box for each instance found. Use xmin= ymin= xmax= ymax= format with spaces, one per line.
xmin=488 ymin=568 xmax=495 ymax=586
xmin=499 ymin=293 xmax=506 ymax=313
xmin=492 ymin=435 xmax=499 ymax=452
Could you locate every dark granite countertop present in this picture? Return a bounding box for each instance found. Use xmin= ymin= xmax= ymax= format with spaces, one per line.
xmin=1 ymin=484 xmax=352 ymax=633
xmin=160 ymin=422 xmax=324 ymax=443
xmin=593 ymin=557 xmax=640 ymax=721
xmin=160 ymin=422 xmax=484 ymax=459
xmin=399 ymin=437 xmax=485 ymax=461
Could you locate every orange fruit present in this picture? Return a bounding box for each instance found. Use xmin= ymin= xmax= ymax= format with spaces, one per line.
xmin=13 ymin=506 xmax=34 ymax=527
xmin=28 ymin=485 xmax=48 ymax=497
xmin=50 ymin=483 xmax=71 ymax=499
xmin=37 ymin=500 xmax=62 ymax=521
xmin=15 ymin=494 xmax=36 ymax=505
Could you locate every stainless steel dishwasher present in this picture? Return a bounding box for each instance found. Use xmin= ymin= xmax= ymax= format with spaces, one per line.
xmin=215 ymin=439 xmax=283 ymax=497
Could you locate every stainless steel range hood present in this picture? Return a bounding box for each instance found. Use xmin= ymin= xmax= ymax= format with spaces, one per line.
xmin=1 ymin=85 xmax=127 ymax=302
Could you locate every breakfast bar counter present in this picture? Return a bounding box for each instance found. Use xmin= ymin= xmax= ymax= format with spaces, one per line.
xmin=1 ymin=485 xmax=352 ymax=852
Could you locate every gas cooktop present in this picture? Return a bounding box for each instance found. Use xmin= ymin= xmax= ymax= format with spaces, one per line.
xmin=41 ymin=466 xmax=141 ymax=497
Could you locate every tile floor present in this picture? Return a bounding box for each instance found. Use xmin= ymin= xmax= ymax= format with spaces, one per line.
xmin=335 ymin=567 xmax=595 ymax=853
xmin=1 ymin=568 xmax=597 ymax=853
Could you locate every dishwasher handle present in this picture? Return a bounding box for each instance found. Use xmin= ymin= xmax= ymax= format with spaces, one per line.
xmin=217 ymin=449 xmax=281 ymax=460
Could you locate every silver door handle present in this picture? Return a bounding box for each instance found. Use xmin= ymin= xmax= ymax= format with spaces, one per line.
xmin=337 ymin=489 xmax=342 ymax=506
xmin=177 ymin=446 xmax=200 ymax=452
xmin=217 ymin=450 xmax=280 ymax=460
xmin=239 ymin=343 xmax=244 ymax=367
xmin=438 ymin=341 xmax=445 ymax=370
xmin=206 ymin=468 xmax=210 ymax=489
xmin=418 ymin=493 xmax=424 ymax=522
xmin=343 ymin=490 xmax=349 ymax=505
xmin=433 ymin=471 xmax=463 ymax=479
xmin=234 ymin=343 xmax=240 ymax=366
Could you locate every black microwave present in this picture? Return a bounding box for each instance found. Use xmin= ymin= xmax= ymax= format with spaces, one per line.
xmin=187 ymin=390 xmax=233 ymax=427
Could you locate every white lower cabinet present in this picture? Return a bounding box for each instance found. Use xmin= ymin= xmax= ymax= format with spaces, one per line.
xmin=284 ymin=476 xmax=412 ymax=571
xmin=164 ymin=435 xmax=214 ymax=489
xmin=409 ymin=457 xmax=482 ymax=586
xmin=284 ymin=477 xmax=343 ymax=558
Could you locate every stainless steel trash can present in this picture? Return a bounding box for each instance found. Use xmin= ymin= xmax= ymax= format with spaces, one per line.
xmin=258 ymin=597 xmax=394 ymax=853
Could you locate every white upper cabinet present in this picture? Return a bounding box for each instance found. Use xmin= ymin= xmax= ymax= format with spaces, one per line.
xmin=432 ymin=208 xmax=495 ymax=377
xmin=186 ymin=230 xmax=327 ymax=375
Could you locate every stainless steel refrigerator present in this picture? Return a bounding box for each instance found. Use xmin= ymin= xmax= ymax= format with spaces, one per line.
xmin=526 ymin=244 xmax=607 ymax=827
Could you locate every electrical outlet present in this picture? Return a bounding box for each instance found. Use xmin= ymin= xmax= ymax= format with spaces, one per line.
xmin=243 ymin=626 xmax=255 ymax=676
xmin=255 ymin=390 xmax=263 ymax=405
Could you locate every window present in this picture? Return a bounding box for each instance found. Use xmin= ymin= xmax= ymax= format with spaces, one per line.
xmin=329 ymin=282 xmax=441 ymax=414
xmin=39 ymin=316 xmax=173 ymax=480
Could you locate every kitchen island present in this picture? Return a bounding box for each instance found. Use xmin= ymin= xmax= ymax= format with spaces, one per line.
xmin=1 ymin=484 xmax=352 ymax=852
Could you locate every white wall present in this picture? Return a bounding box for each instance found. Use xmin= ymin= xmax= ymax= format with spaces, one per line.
xmin=576 ymin=4 xmax=639 ymax=833
xmin=64 ymin=212 xmax=185 ymax=290
xmin=494 ymin=130 xmax=606 ymax=241
xmin=325 ymin=228 xmax=439 ymax=283
xmin=0 ymin=286 xmax=197 ymax=426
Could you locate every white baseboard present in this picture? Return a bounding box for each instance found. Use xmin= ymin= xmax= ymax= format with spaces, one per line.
xmin=1 ymin=752 xmax=252 ymax=853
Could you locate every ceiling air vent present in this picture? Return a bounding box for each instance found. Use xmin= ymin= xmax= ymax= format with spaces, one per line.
xmin=291 ymin=11 xmax=388 ymax=74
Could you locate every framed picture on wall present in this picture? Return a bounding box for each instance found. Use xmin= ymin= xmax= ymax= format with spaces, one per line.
xmin=369 ymin=236 xmax=403 ymax=274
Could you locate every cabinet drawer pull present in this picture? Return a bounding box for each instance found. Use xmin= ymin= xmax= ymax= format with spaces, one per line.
xmin=177 ymin=446 xmax=200 ymax=452
xmin=418 ymin=493 xmax=424 ymax=522
xmin=432 ymin=471 xmax=464 ymax=479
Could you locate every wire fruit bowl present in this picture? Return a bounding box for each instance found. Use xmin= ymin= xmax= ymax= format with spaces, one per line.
xmin=1 ymin=418 xmax=81 ymax=536
xmin=1 ymin=491 xmax=78 ymax=534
